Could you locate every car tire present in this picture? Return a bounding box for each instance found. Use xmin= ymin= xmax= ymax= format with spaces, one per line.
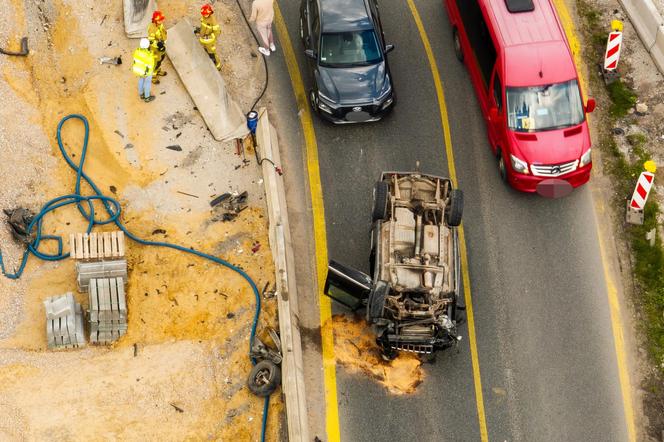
xmin=309 ymin=89 xmax=320 ymax=115
xmin=247 ymin=360 xmax=281 ymax=397
xmin=453 ymin=28 xmax=463 ymax=63
xmin=372 ymin=181 xmax=389 ymax=222
xmin=497 ymin=149 xmax=508 ymax=182
xmin=445 ymin=189 xmax=463 ymax=227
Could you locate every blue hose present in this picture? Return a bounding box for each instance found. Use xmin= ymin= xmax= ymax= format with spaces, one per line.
xmin=0 ymin=114 xmax=270 ymax=441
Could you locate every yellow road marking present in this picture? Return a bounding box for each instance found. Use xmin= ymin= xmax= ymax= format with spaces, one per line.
xmin=405 ymin=1 xmax=488 ymax=440
xmin=553 ymin=2 xmax=636 ymax=440
xmin=274 ymin=4 xmax=341 ymax=442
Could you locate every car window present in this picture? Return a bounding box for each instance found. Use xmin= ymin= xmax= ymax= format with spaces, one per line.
xmin=319 ymin=30 xmax=383 ymax=67
xmin=506 ymin=79 xmax=585 ymax=132
xmin=492 ymin=73 xmax=502 ymax=110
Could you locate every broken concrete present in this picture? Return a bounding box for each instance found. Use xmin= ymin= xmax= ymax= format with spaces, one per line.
xmin=166 ymin=19 xmax=248 ymax=142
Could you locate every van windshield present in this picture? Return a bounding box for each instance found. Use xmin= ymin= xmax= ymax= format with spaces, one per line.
xmin=506 ymin=80 xmax=584 ymax=132
xmin=319 ymin=30 xmax=382 ymax=67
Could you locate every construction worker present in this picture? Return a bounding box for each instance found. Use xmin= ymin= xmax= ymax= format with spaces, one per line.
xmin=132 ymin=38 xmax=156 ymax=102
xmin=148 ymin=10 xmax=168 ymax=83
xmin=197 ymin=3 xmax=221 ymax=70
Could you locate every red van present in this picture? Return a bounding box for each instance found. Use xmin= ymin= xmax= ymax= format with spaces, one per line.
xmin=444 ymin=0 xmax=595 ymax=194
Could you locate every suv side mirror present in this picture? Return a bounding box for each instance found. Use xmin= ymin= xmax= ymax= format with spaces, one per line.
xmin=384 ymin=44 xmax=395 ymax=54
xmin=488 ymin=107 xmax=500 ymax=122
xmin=305 ymin=49 xmax=317 ymax=59
xmin=585 ymin=97 xmax=596 ymax=113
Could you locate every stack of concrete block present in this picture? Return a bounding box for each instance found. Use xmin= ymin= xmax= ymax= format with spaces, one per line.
xmin=70 ymin=231 xmax=128 ymax=293
xmin=88 ymin=277 xmax=127 ymax=344
xmin=44 ymin=293 xmax=86 ymax=349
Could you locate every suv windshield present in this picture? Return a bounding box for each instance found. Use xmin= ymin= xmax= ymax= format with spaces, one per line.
xmin=319 ymin=30 xmax=382 ymax=67
xmin=506 ymin=80 xmax=584 ymax=132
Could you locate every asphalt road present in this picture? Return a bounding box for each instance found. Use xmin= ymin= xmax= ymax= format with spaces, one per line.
xmin=271 ymin=0 xmax=630 ymax=440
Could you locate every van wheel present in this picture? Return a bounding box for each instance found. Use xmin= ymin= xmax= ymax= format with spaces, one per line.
xmin=453 ymin=28 xmax=463 ymax=63
xmin=445 ymin=189 xmax=463 ymax=227
xmin=372 ymin=181 xmax=389 ymax=221
xmin=497 ymin=150 xmax=507 ymax=182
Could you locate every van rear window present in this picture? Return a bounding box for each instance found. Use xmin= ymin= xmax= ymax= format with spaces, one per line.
xmin=506 ymin=80 xmax=584 ymax=132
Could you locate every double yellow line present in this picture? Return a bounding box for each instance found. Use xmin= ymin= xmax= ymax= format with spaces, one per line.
xmin=274 ymin=0 xmax=489 ymax=440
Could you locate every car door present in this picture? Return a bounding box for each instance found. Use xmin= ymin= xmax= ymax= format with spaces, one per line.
xmin=324 ymin=260 xmax=373 ymax=310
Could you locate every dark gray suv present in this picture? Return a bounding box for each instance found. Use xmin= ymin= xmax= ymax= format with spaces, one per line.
xmin=299 ymin=0 xmax=396 ymax=123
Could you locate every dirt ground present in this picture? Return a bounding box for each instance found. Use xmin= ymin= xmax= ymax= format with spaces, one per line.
xmin=0 ymin=0 xmax=282 ymax=440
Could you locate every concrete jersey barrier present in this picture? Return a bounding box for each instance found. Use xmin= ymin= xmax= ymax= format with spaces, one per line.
xmin=166 ymin=20 xmax=248 ymax=141
xmin=123 ymin=0 xmax=157 ymax=38
xmin=619 ymin=0 xmax=664 ymax=73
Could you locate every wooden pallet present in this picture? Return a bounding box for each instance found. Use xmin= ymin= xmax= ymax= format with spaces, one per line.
xmin=69 ymin=231 xmax=125 ymax=260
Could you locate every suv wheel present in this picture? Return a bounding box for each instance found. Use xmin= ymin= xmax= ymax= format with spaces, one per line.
xmin=453 ymin=28 xmax=463 ymax=63
xmin=309 ymin=89 xmax=319 ymax=115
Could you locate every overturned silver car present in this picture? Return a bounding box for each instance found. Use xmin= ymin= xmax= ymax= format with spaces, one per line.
xmin=325 ymin=172 xmax=464 ymax=359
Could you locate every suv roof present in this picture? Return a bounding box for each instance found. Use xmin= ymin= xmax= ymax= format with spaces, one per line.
xmin=485 ymin=0 xmax=577 ymax=85
xmin=320 ymin=0 xmax=373 ymax=33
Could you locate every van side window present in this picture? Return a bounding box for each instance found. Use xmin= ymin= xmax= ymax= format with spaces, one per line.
xmin=455 ymin=0 xmax=497 ymax=89
xmin=493 ymin=73 xmax=502 ymax=110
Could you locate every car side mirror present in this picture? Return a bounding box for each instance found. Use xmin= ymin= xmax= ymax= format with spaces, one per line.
xmin=305 ymin=49 xmax=317 ymax=59
xmin=488 ymin=107 xmax=500 ymax=122
xmin=384 ymin=44 xmax=395 ymax=54
xmin=585 ymin=97 xmax=596 ymax=113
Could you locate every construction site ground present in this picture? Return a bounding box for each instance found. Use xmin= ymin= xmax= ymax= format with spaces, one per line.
xmin=0 ymin=0 xmax=282 ymax=439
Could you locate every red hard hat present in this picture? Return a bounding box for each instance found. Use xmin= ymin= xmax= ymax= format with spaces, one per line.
xmin=201 ymin=4 xmax=214 ymax=16
xmin=152 ymin=10 xmax=165 ymax=22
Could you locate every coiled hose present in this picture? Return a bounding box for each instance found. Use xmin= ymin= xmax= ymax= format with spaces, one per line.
xmin=0 ymin=114 xmax=269 ymax=441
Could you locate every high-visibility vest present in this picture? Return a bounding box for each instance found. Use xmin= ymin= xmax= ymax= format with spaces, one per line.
xmin=132 ymin=48 xmax=155 ymax=77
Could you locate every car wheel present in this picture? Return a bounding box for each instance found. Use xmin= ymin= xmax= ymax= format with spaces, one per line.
xmin=497 ymin=150 xmax=507 ymax=182
xmin=372 ymin=181 xmax=389 ymax=222
xmin=247 ymin=360 xmax=281 ymax=397
xmin=445 ymin=189 xmax=463 ymax=227
xmin=453 ymin=28 xmax=463 ymax=63
xmin=309 ymin=89 xmax=320 ymax=115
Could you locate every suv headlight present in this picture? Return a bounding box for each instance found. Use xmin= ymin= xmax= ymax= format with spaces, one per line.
xmin=580 ymin=148 xmax=592 ymax=167
xmin=317 ymin=92 xmax=334 ymax=114
xmin=510 ymin=154 xmax=529 ymax=174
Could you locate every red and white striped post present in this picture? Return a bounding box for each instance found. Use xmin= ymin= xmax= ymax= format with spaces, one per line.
xmin=626 ymin=160 xmax=657 ymax=225
xmin=602 ymin=20 xmax=623 ymax=84
xmin=604 ymin=21 xmax=623 ymax=71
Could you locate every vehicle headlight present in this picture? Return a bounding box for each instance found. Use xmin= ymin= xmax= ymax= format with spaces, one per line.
xmin=510 ymin=154 xmax=529 ymax=174
xmin=317 ymin=92 xmax=334 ymax=114
xmin=380 ymin=96 xmax=394 ymax=110
xmin=580 ymin=148 xmax=592 ymax=167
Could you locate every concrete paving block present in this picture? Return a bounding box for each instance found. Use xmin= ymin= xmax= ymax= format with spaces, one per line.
xmin=123 ymin=0 xmax=157 ymax=38
xmin=166 ymin=20 xmax=248 ymax=142
xmin=77 ymin=260 xmax=127 ymax=292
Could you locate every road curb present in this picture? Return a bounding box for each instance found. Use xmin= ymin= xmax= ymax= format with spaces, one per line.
xmin=256 ymin=108 xmax=310 ymax=441
xmin=619 ymin=0 xmax=664 ymax=73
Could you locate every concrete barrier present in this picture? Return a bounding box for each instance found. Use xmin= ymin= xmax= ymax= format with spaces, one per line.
xmin=619 ymin=0 xmax=664 ymax=73
xmin=256 ymin=108 xmax=310 ymax=442
xmin=166 ymin=20 xmax=248 ymax=141
xmin=653 ymin=25 xmax=664 ymax=72
xmin=123 ymin=0 xmax=157 ymax=38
